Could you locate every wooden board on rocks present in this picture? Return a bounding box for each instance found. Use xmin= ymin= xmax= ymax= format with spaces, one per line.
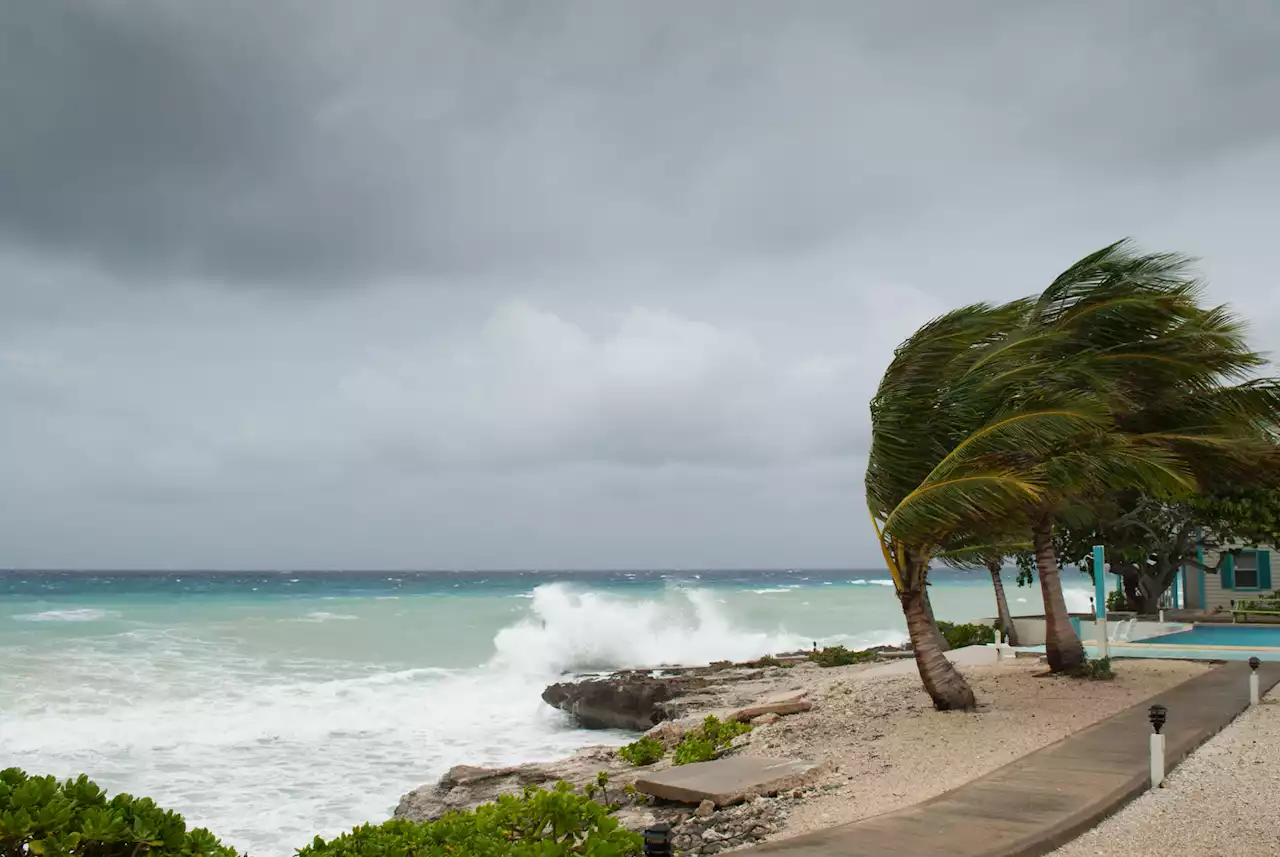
xmin=635 ymin=756 xmax=823 ymax=807
xmin=729 ymin=690 xmax=811 ymax=722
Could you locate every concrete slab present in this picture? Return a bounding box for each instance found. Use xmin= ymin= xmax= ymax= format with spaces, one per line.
xmin=635 ymin=756 xmax=823 ymax=807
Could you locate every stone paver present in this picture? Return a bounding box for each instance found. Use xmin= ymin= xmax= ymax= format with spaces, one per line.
xmin=748 ymin=662 xmax=1280 ymax=857
xmin=635 ymin=756 xmax=824 ymax=807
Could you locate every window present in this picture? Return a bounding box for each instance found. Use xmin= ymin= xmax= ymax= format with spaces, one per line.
xmin=1235 ymin=552 xmax=1260 ymax=589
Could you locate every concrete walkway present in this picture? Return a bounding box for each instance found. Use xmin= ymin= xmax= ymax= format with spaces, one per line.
xmin=750 ymin=662 xmax=1280 ymax=857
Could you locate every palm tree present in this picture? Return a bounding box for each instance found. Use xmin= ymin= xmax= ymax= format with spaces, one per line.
xmin=866 ymin=300 xmax=1104 ymax=708
xmin=937 ymin=538 xmax=1025 ymax=647
xmin=867 ymin=241 xmax=1266 ymax=696
xmin=1007 ymin=243 xmax=1279 ymax=668
xmin=984 ymin=556 xmax=1019 ymax=646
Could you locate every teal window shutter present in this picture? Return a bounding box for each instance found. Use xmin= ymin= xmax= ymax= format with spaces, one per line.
xmin=1222 ymin=553 xmax=1235 ymax=590
xmin=1260 ymin=550 xmax=1273 ymax=592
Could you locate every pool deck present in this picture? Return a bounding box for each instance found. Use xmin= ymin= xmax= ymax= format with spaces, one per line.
xmin=748 ymin=662 xmax=1280 ymax=857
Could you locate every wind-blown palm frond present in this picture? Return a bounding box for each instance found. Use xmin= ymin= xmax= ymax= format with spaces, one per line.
xmin=865 ymin=300 xmax=1033 ymax=521
xmin=935 ymin=538 xmax=1033 ymax=569
xmin=920 ymin=399 xmax=1111 ymax=487
xmin=882 ymin=471 xmax=1044 ymax=546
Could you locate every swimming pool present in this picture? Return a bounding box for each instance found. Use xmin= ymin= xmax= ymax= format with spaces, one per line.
xmin=1134 ymin=624 xmax=1280 ymax=648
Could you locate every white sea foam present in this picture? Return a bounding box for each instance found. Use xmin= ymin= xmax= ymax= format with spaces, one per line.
xmin=294 ymin=611 xmax=358 ymax=622
xmin=849 ymin=579 xmax=895 ymax=587
xmin=491 ymin=583 xmax=813 ymax=673
xmin=748 ymin=587 xmax=797 ymax=595
xmin=0 ymin=627 xmax=601 ymax=857
xmin=1063 ymin=587 xmax=1095 ymax=614
xmin=12 ymin=608 xmax=118 ymax=622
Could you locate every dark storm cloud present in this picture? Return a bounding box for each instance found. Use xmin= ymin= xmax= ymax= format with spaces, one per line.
xmin=1 ymin=1 xmax=1279 ymax=569
xmin=3 ymin=1 xmax=1279 ymax=286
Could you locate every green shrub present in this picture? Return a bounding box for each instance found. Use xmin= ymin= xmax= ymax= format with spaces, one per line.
xmin=936 ymin=621 xmax=996 ymax=649
xmin=616 ymin=738 xmax=664 ymax=767
xmin=1067 ymin=657 xmax=1116 ymax=681
xmin=299 ymin=782 xmax=642 ymax=857
xmin=807 ymin=645 xmax=880 ymax=667
xmin=1106 ymin=590 xmax=1129 ymax=612
xmin=672 ymin=715 xmax=752 ymax=765
xmin=0 ymin=768 xmax=237 ymax=857
xmin=748 ymin=655 xmax=786 ymax=668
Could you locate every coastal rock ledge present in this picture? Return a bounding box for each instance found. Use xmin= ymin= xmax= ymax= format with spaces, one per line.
xmin=394 ymin=747 xmax=638 ymax=823
xmin=541 ymin=673 xmax=708 ymax=731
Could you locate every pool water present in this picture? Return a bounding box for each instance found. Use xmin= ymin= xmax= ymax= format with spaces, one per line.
xmin=1135 ymin=625 xmax=1280 ymax=647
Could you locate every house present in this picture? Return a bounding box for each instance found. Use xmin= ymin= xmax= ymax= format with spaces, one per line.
xmin=1180 ymin=544 xmax=1275 ymax=612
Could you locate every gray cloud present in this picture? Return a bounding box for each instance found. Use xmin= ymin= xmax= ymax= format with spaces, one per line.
xmin=1 ymin=1 xmax=1278 ymax=568
xmin=5 ymin=1 xmax=1280 ymax=286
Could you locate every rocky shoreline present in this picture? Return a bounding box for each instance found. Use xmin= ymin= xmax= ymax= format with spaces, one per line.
xmin=394 ymin=651 xmax=880 ymax=853
xmin=394 ymin=652 xmax=1210 ymax=855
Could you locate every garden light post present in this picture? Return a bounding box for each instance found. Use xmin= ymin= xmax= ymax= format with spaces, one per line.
xmin=1148 ymin=704 xmax=1167 ymax=789
xmin=1249 ymin=657 xmax=1261 ymax=706
xmin=643 ymin=823 xmax=673 ymax=857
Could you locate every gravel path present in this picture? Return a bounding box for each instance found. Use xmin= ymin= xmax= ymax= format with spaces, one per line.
xmin=1052 ymin=687 xmax=1280 ymax=857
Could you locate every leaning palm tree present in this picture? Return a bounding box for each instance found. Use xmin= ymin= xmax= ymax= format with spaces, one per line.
xmin=867 ymin=240 xmax=1265 ymax=699
xmin=866 ymin=300 xmax=1110 ymax=708
xmin=1006 ymin=243 xmax=1280 ymax=668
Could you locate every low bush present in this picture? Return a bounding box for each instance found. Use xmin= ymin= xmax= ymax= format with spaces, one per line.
xmin=2 ymin=769 xmax=643 ymax=857
xmin=936 ymin=621 xmax=996 ymax=649
xmin=299 ymin=782 xmax=642 ymax=857
xmin=1067 ymin=657 xmax=1116 ymax=681
xmin=672 ymin=715 xmax=752 ymax=765
xmin=1106 ymin=590 xmax=1129 ymax=612
xmin=0 ymin=768 xmax=237 ymax=857
xmin=807 ymin=645 xmax=879 ymax=667
xmin=616 ymin=737 xmax=664 ymax=767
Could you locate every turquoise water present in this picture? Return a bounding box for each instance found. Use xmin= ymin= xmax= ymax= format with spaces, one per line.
xmin=1135 ymin=625 xmax=1280 ymax=647
xmin=0 ymin=569 xmax=1091 ymax=855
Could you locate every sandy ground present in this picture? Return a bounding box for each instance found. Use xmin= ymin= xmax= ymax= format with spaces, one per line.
xmin=732 ymin=650 xmax=1209 ymax=839
xmin=1050 ymin=686 xmax=1280 ymax=857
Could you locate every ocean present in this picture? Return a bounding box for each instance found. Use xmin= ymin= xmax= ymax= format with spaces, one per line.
xmin=0 ymin=569 xmax=1093 ymax=856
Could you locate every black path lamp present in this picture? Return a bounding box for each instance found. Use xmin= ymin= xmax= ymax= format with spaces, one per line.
xmin=643 ymin=823 xmax=673 ymax=857
xmin=1147 ymin=704 xmax=1167 ymax=789
xmin=1249 ymin=656 xmax=1262 ymax=706
xmin=1148 ymin=703 xmax=1167 ymax=734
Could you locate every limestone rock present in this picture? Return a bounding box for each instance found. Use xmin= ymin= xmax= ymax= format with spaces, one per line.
xmin=394 ymin=751 xmax=638 ymax=822
xmin=695 ymin=799 xmax=716 ymax=817
xmin=542 ymin=674 xmax=706 ymax=731
xmin=644 ymin=719 xmax=687 ymax=747
xmin=612 ymin=807 xmax=658 ymax=832
xmin=751 ymin=712 xmax=781 ymax=726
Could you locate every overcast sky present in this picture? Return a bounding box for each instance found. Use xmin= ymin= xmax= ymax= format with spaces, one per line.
xmin=2 ymin=1 xmax=1278 ymax=570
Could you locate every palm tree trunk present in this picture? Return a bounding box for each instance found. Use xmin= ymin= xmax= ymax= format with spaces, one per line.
xmin=986 ymin=558 xmax=1020 ymax=647
xmin=1031 ymin=514 xmax=1086 ymax=673
xmin=922 ymin=583 xmax=950 ymax=651
xmin=900 ymin=585 xmax=976 ymax=711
